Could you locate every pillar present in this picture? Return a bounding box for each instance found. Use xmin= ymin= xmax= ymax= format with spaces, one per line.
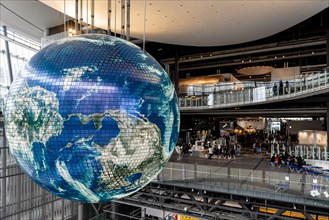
xmin=126 ymin=0 xmax=130 ymax=40
xmin=121 ymin=0 xmax=125 ymax=38
xmin=1 ymin=119 xmax=7 ymax=220
xmin=173 ymin=47 xmax=179 ymax=94
xmin=78 ymin=203 xmax=84 ymax=220
xmin=91 ymin=0 xmax=95 ymax=33
xmin=327 ymin=30 xmax=329 ymax=68
xmin=75 ymin=0 xmax=79 ymax=34
xmin=3 ymin=26 xmax=13 ymax=83
xmin=141 ymin=208 xmax=146 ymax=220
xmin=111 ymin=202 xmax=117 ymax=220
xmin=327 ymin=102 xmax=329 ymax=152
xmin=107 ymin=0 xmax=111 ymax=35
xmin=80 ymin=0 xmax=83 ymax=34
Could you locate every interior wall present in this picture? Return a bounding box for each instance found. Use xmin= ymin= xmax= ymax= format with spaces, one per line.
xmin=271 ymin=66 xmax=300 ymax=81
xmin=287 ymin=120 xmax=322 ymax=135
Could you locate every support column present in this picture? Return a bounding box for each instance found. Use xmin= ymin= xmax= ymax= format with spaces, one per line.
xmin=173 ymin=47 xmax=179 ymax=94
xmin=1 ymin=118 xmax=7 ymax=220
xmin=3 ymin=26 xmax=13 ymax=83
xmin=75 ymin=0 xmax=79 ymax=34
xmin=16 ymin=173 xmax=22 ymax=220
xmin=71 ymin=201 xmax=78 ymax=220
xmin=107 ymin=0 xmax=111 ymax=35
xmin=44 ymin=28 xmax=49 ymax=38
xmin=121 ymin=0 xmax=125 ymax=38
xmin=91 ymin=0 xmax=95 ymax=33
xmin=126 ymin=0 xmax=130 ymax=40
xmin=141 ymin=208 xmax=146 ymax=220
xmin=327 ymin=102 xmax=329 ymax=152
xmin=80 ymin=0 xmax=83 ymax=34
xmin=327 ymin=30 xmax=329 ymax=68
xmin=61 ymin=198 xmax=65 ymax=220
xmin=78 ymin=203 xmax=84 ymax=220
xmin=111 ymin=202 xmax=117 ymax=220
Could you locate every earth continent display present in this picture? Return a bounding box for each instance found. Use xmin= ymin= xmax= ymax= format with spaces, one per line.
xmin=4 ymin=35 xmax=180 ymax=203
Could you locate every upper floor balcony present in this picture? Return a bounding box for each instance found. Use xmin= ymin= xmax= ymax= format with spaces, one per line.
xmin=179 ymin=68 xmax=329 ymax=111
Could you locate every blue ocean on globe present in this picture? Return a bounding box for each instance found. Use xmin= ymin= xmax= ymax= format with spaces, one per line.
xmin=4 ymin=34 xmax=180 ymax=203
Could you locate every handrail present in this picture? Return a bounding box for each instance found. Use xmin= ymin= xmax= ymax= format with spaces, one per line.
xmin=179 ymin=69 xmax=329 ymax=110
xmin=156 ymin=162 xmax=329 ymax=206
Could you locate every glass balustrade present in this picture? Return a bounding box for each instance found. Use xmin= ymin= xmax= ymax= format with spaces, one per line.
xmin=156 ymin=162 xmax=329 ymax=206
xmin=179 ymin=69 xmax=329 ymax=109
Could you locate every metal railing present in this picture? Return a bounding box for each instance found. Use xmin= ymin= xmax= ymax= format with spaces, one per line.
xmin=156 ymin=162 xmax=329 ymax=207
xmin=179 ymin=69 xmax=329 ymax=109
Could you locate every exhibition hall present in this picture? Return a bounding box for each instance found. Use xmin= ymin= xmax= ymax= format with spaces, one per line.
xmin=1 ymin=1 xmax=329 ymax=219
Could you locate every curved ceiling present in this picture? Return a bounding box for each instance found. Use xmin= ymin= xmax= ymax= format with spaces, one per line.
xmin=1 ymin=1 xmax=329 ymax=46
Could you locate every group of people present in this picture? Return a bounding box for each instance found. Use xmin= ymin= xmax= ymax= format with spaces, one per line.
xmin=270 ymin=150 xmax=306 ymax=167
xmin=175 ymin=137 xmax=242 ymax=160
xmin=273 ymin=80 xmax=290 ymax=96
xmin=207 ymin=142 xmax=241 ymax=159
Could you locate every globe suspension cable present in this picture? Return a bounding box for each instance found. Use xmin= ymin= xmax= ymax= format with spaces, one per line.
xmin=86 ymin=0 xmax=89 ymax=34
xmin=143 ymin=0 xmax=146 ymax=52
xmin=64 ymin=0 xmax=66 ymax=36
xmin=80 ymin=0 xmax=83 ymax=34
xmin=114 ymin=0 xmax=117 ymax=37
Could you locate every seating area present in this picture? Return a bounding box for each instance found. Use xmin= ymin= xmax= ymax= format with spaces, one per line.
xmin=270 ymin=159 xmax=329 ymax=198
xmin=271 ymin=161 xmax=329 ymax=178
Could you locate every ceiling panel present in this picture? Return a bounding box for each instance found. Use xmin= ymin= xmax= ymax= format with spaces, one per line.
xmin=1 ymin=0 xmax=328 ymax=46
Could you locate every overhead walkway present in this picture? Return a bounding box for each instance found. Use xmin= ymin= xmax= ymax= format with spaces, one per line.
xmin=179 ymin=69 xmax=329 ymax=111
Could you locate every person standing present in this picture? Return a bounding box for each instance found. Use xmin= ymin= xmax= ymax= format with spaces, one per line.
xmin=208 ymin=146 xmax=214 ymax=159
xmin=285 ymin=81 xmax=290 ymax=94
xmin=236 ymin=143 xmax=241 ymax=156
xmin=279 ymin=80 xmax=283 ymax=95
xmin=273 ymin=83 xmax=278 ymax=96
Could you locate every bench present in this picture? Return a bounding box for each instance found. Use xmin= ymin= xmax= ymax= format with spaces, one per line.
xmin=287 ymin=164 xmax=303 ymax=173
xmin=275 ymin=183 xmax=289 ymax=192
xmin=303 ymin=169 xmax=321 ymax=178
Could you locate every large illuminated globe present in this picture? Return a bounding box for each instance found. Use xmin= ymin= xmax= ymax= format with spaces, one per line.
xmin=4 ymin=35 xmax=180 ymax=203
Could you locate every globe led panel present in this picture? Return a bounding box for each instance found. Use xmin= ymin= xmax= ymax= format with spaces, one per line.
xmin=4 ymin=35 xmax=180 ymax=203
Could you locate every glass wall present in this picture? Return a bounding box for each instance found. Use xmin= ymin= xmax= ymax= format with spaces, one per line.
xmin=0 ymin=27 xmax=78 ymax=220
xmin=0 ymin=27 xmax=40 ymax=112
